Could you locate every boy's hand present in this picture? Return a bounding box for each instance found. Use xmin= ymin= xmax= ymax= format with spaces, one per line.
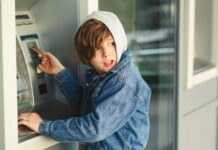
xmin=38 ymin=52 xmax=65 ymax=75
xmin=18 ymin=125 xmax=35 ymax=136
xmin=18 ymin=112 xmax=43 ymax=134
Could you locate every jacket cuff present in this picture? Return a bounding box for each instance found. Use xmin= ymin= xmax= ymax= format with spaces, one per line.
xmin=38 ymin=120 xmax=52 ymax=136
xmin=54 ymin=69 xmax=71 ymax=86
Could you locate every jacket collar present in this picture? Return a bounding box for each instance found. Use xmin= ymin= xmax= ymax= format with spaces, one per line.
xmin=110 ymin=49 xmax=131 ymax=73
xmin=87 ymin=49 xmax=131 ymax=77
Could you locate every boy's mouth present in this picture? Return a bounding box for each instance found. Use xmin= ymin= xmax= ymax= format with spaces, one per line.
xmin=104 ymin=60 xmax=114 ymax=67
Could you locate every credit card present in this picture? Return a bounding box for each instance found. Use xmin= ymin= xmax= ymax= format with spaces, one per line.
xmin=28 ymin=46 xmax=45 ymax=54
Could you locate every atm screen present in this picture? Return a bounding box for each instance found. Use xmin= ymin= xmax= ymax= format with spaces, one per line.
xmin=20 ymin=34 xmax=38 ymax=41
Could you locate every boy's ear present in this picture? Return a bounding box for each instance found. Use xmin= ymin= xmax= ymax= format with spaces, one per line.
xmin=83 ymin=58 xmax=90 ymax=65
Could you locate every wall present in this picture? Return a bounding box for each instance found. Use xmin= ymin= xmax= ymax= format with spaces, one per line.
xmin=178 ymin=0 xmax=218 ymax=150
xmin=0 ymin=0 xmax=18 ymax=149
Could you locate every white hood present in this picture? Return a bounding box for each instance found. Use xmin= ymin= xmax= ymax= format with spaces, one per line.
xmin=76 ymin=11 xmax=128 ymax=63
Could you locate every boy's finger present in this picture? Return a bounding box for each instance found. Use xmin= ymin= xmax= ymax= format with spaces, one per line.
xmin=38 ymin=53 xmax=49 ymax=59
xmin=18 ymin=113 xmax=29 ymax=119
xmin=39 ymin=64 xmax=46 ymax=71
xmin=18 ymin=115 xmax=29 ymax=121
xmin=18 ymin=115 xmax=24 ymax=120
xmin=38 ymin=54 xmax=42 ymax=58
xmin=18 ymin=120 xmax=29 ymax=126
xmin=38 ymin=53 xmax=46 ymax=59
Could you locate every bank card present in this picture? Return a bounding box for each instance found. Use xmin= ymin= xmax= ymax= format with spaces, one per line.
xmin=29 ymin=46 xmax=45 ymax=55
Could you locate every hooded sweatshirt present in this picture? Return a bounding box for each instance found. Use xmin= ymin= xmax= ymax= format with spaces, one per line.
xmin=39 ymin=11 xmax=151 ymax=150
xmin=76 ymin=11 xmax=128 ymax=63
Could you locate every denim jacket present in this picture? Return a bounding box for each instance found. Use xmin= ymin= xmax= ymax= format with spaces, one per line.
xmin=39 ymin=49 xmax=151 ymax=150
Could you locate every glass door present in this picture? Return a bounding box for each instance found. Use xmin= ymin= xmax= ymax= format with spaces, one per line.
xmin=99 ymin=0 xmax=178 ymax=149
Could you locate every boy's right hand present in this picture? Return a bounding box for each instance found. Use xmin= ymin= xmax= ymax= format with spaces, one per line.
xmin=38 ymin=52 xmax=65 ymax=75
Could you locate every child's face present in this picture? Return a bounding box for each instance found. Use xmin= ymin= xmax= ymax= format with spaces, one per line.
xmin=90 ymin=35 xmax=117 ymax=74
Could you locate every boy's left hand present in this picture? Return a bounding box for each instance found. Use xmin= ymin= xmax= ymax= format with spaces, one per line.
xmin=18 ymin=112 xmax=43 ymax=134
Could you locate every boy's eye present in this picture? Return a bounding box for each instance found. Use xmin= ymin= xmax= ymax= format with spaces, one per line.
xmin=109 ymin=42 xmax=115 ymax=46
xmin=96 ymin=47 xmax=101 ymax=51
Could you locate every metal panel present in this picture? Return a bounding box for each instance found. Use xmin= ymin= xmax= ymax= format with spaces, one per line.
xmin=16 ymin=0 xmax=38 ymax=12
xmin=29 ymin=0 xmax=79 ymax=102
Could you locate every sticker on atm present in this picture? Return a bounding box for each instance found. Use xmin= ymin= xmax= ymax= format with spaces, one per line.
xmin=29 ymin=46 xmax=45 ymax=55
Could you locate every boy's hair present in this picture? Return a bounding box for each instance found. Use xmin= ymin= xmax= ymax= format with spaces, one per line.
xmin=74 ymin=19 xmax=113 ymax=64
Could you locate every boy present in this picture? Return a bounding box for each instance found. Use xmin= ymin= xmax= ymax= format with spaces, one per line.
xmin=18 ymin=11 xmax=151 ymax=150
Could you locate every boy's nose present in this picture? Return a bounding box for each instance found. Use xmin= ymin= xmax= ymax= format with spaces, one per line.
xmin=102 ymin=48 xmax=110 ymax=58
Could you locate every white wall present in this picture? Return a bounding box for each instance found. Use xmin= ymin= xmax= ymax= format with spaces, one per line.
xmin=178 ymin=0 xmax=218 ymax=150
xmin=0 ymin=0 xmax=18 ymax=150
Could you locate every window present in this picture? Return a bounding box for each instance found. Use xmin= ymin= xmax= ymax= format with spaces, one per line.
xmin=184 ymin=0 xmax=218 ymax=89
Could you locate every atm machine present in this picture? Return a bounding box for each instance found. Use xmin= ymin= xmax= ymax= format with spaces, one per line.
xmin=16 ymin=12 xmax=51 ymax=141
xmin=16 ymin=11 xmax=75 ymax=143
xmin=16 ymin=12 xmax=50 ymax=115
xmin=16 ymin=12 xmax=46 ymax=141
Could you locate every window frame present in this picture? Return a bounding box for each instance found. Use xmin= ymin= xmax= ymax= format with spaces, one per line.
xmin=184 ymin=0 xmax=218 ymax=89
